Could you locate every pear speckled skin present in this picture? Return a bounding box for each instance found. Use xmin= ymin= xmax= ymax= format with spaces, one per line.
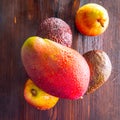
xmin=83 ymin=50 xmax=112 ymax=94
xmin=36 ymin=17 xmax=72 ymax=47
xmin=21 ymin=36 xmax=90 ymax=99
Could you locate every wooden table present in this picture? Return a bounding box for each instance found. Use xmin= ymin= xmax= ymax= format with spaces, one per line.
xmin=0 ymin=0 xmax=120 ymax=120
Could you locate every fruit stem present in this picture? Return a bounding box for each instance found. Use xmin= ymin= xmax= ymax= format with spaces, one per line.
xmin=31 ymin=88 xmax=37 ymax=96
xmin=97 ymin=19 xmax=104 ymax=27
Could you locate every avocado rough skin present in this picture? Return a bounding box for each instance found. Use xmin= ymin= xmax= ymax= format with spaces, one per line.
xmin=36 ymin=17 xmax=72 ymax=47
xmin=21 ymin=36 xmax=90 ymax=99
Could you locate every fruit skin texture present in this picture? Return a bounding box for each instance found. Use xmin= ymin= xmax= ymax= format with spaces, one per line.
xmin=36 ymin=17 xmax=72 ymax=47
xmin=75 ymin=3 xmax=109 ymax=36
xmin=21 ymin=36 xmax=90 ymax=99
xmin=24 ymin=79 xmax=59 ymax=110
xmin=83 ymin=50 xmax=112 ymax=94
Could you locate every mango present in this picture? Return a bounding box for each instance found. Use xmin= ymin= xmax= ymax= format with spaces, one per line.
xmin=21 ymin=36 xmax=90 ymax=99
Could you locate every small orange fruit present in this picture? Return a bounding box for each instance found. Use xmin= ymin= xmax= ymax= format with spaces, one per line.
xmin=75 ymin=3 xmax=109 ymax=36
xmin=24 ymin=79 xmax=59 ymax=110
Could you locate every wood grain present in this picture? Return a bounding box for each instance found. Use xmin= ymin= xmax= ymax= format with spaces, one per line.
xmin=0 ymin=0 xmax=120 ymax=120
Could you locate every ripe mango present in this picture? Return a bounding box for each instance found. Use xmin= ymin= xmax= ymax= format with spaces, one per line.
xmin=21 ymin=36 xmax=90 ymax=99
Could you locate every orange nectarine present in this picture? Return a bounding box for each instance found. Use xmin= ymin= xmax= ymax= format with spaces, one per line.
xmin=75 ymin=3 xmax=109 ymax=36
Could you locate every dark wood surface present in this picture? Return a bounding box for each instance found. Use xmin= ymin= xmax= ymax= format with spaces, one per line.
xmin=0 ymin=0 xmax=120 ymax=120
